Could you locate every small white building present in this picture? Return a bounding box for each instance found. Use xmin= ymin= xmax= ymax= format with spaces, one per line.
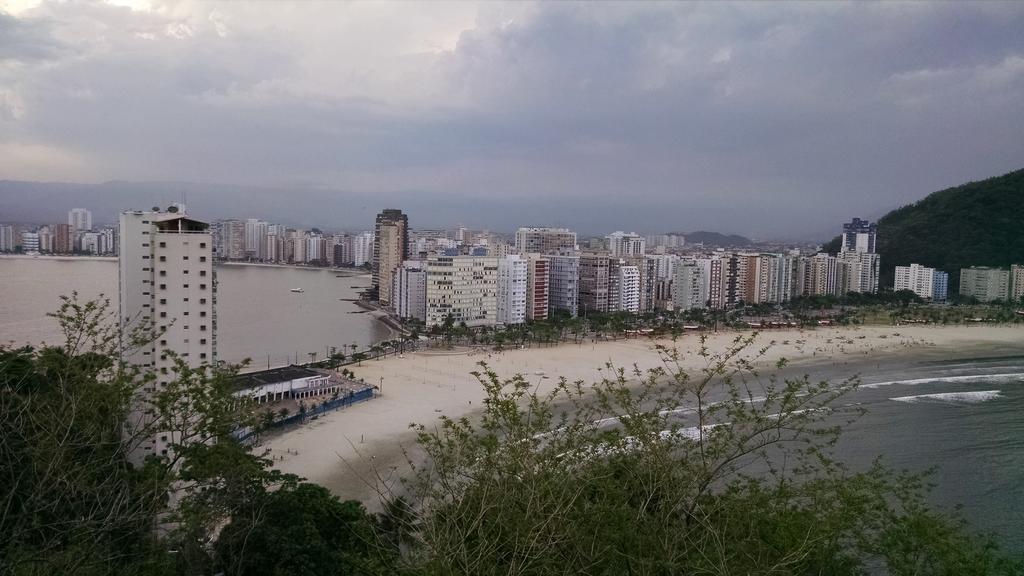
xmin=232 ymin=365 xmax=339 ymax=404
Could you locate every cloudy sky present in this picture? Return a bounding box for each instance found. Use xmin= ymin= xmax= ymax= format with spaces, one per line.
xmin=1 ymin=1 xmax=1023 ymax=238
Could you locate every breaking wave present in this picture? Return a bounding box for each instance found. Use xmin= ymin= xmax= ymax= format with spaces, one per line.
xmin=890 ymin=390 xmax=1003 ymax=405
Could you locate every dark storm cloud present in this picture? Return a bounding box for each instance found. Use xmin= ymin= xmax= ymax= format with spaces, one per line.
xmin=1 ymin=2 xmax=1022 ymax=238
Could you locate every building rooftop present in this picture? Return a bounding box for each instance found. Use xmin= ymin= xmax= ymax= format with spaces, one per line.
xmin=231 ymin=365 xmax=323 ymax=390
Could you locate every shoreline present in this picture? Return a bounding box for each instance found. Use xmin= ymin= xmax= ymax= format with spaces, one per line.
xmin=262 ymin=324 xmax=1024 ymax=508
xmin=216 ymin=261 xmax=370 ymax=277
xmin=0 ymin=254 xmax=117 ymax=262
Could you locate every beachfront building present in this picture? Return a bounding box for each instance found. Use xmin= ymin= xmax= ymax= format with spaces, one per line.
xmin=496 ymin=255 xmax=527 ymax=325
xmin=231 ymin=365 xmax=338 ymax=404
xmin=809 ymin=253 xmax=839 ymax=296
xmin=959 ymin=267 xmax=1010 ymax=302
xmin=514 ymin=227 xmax=577 ymax=255
xmin=672 ymin=259 xmax=707 ymax=311
xmin=393 ymin=260 xmax=427 ymax=322
xmin=894 ymin=263 xmax=937 ymax=300
xmin=21 ymin=231 xmax=39 ymax=253
xmin=606 ymin=231 xmax=646 ymax=257
xmin=1011 ymin=264 xmax=1024 ymax=303
xmin=373 ymin=209 xmax=408 ymax=307
xmin=119 ymin=208 xmax=216 ymax=461
xmin=525 ymin=254 xmax=550 ymax=321
xmin=933 ymin=270 xmax=949 ymax=302
xmin=547 ymin=253 xmax=579 ymax=317
xmin=838 ymin=251 xmax=880 ymax=294
xmin=425 ymin=254 xmax=499 ymax=328
xmin=579 ymin=251 xmax=612 ymax=314
xmin=615 ymin=263 xmax=641 ymax=313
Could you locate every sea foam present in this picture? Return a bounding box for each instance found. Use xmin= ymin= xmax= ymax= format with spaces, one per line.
xmin=862 ymin=372 xmax=1024 ymax=389
xmin=889 ymin=390 xmax=1003 ymax=405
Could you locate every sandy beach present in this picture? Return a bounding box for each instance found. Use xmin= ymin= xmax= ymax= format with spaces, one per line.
xmin=262 ymin=324 xmax=1024 ymax=507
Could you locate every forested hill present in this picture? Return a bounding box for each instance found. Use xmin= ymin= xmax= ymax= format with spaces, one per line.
xmin=823 ymin=168 xmax=1024 ymax=291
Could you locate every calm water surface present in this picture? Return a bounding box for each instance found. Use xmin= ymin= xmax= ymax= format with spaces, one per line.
xmin=0 ymin=257 xmax=393 ymax=367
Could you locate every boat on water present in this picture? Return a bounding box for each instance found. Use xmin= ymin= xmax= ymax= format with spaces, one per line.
xmin=290 ymin=287 xmax=304 ymax=293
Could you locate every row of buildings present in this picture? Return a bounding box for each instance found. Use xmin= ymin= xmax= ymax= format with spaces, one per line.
xmin=374 ymin=214 xmax=886 ymax=328
xmin=0 ymin=208 xmax=118 ymax=255
xmin=958 ymin=265 xmax=1024 ymax=303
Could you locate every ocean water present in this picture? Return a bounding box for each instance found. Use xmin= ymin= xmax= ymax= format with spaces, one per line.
xmin=833 ymin=357 xmax=1024 ymax=553
xmin=0 ymin=258 xmax=394 ymax=368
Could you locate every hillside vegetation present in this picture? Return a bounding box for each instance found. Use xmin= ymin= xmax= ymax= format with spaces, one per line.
xmin=824 ymin=168 xmax=1024 ymax=290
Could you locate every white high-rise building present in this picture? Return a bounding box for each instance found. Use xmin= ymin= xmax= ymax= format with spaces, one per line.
xmin=894 ymin=263 xmax=937 ymax=300
xmin=68 ymin=208 xmax=93 ymax=232
xmin=496 ymin=255 xmax=527 ymax=325
xmin=245 ymin=219 xmax=269 ymax=260
xmin=353 ymin=232 xmax=374 ymax=267
xmin=425 ymin=255 xmax=498 ymax=328
xmin=119 ymin=209 xmax=216 ymax=460
xmin=606 ymin=231 xmax=646 ymax=257
xmin=547 ymin=253 xmax=580 ymax=317
xmin=616 ymin=264 xmax=641 ymax=313
xmin=393 ymin=260 xmax=428 ymax=322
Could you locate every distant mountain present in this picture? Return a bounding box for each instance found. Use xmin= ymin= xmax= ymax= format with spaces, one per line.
xmin=677 ymin=230 xmax=754 ymax=247
xmin=822 ymin=168 xmax=1024 ymax=291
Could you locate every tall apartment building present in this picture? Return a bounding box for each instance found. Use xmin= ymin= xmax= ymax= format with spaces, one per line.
xmin=579 ymin=251 xmax=612 ymax=314
xmin=809 ymin=253 xmax=839 ymax=296
xmin=497 ymin=255 xmax=527 ymax=325
xmin=68 ymin=208 xmax=93 ymax=232
xmin=547 ymin=253 xmax=580 ymax=317
xmin=894 ymin=263 xmax=938 ymax=300
xmin=514 ymin=227 xmax=577 ymax=255
xmin=353 ymin=232 xmax=374 ymax=267
xmin=837 ymin=251 xmax=880 ymax=294
xmin=393 ymin=260 xmax=427 ymax=322
xmin=373 ymin=209 xmax=408 ymax=306
xmin=1011 ymin=264 xmax=1024 ymax=302
xmin=524 ymin=254 xmax=550 ymax=321
xmin=425 ymin=255 xmax=498 ymax=328
xmin=245 ymin=219 xmax=269 ymax=260
xmin=615 ymin=263 xmax=641 ymax=313
xmin=119 ymin=209 xmax=216 ymax=460
xmin=0 ymin=224 xmax=15 ymax=252
xmin=959 ymin=267 xmax=1010 ymax=302
xmin=841 ymin=218 xmax=877 ymax=254
xmin=606 ymin=231 xmax=646 ymax=257
xmin=932 ymin=271 xmax=949 ymax=302
xmin=672 ymin=259 xmax=707 ymax=311
xmin=218 ymin=220 xmax=246 ymax=260
xmin=53 ymin=223 xmax=73 ymax=254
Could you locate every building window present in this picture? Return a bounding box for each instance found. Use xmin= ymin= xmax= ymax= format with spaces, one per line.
xmin=200 ymin=256 xmax=207 ymax=262
xmin=183 ymin=270 xmax=189 ymax=275
xmin=160 ymin=339 xmax=166 ymax=345
xmin=159 ymin=298 xmax=166 ymax=305
xmin=200 ymin=325 xmax=207 ymax=331
xmin=200 ymin=338 xmax=207 ymax=345
xmin=183 ymin=297 xmax=189 ymax=302
xmin=200 ymin=311 xmax=206 ymax=317
xmin=199 ymin=284 xmax=206 ymax=290
xmin=200 ymin=270 xmax=207 ymax=277
xmin=159 ymin=270 xmax=166 ymax=276
xmin=200 ymin=242 xmax=206 ymax=248
xmin=183 ymin=284 xmax=189 ymax=289
xmin=142 ymin=243 xmax=149 ymax=247
xmin=142 ymin=267 xmax=149 ymax=271
xmin=159 ymin=256 xmax=166 ymax=262
xmin=199 ymin=298 xmax=207 ymax=304
xmin=160 ymin=312 xmax=167 ymax=318
xmin=183 ymin=256 xmax=189 ymax=260
xmin=183 ymin=311 xmax=189 ymax=316
xmin=159 ymin=242 xmax=166 ymax=248
xmin=142 ymin=255 xmax=149 ymax=259
xmin=200 ymin=353 xmax=207 ymax=359
xmin=159 ymin=284 xmax=166 ymax=290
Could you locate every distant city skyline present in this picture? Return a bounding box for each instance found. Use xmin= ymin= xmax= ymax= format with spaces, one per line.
xmin=2 ymin=2 xmax=1023 ymax=239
